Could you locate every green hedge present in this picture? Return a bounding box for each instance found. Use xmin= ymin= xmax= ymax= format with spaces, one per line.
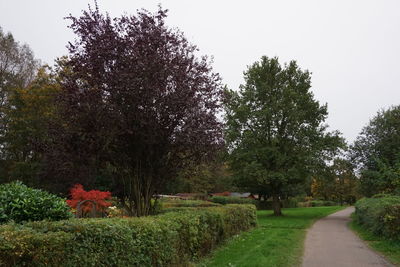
xmin=298 ymin=200 xmax=337 ymax=207
xmin=0 ymin=204 xmax=256 ymax=266
xmin=160 ymin=199 xmax=220 ymax=209
xmin=0 ymin=181 xmax=72 ymax=224
xmin=210 ymin=196 xmax=256 ymax=205
xmin=354 ymin=194 xmax=400 ymax=240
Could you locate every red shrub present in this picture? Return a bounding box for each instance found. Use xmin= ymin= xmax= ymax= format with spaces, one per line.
xmin=66 ymin=184 xmax=112 ymax=213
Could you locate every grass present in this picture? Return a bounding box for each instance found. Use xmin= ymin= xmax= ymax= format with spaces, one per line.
xmin=197 ymin=206 xmax=345 ymax=267
xmin=349 ymin=217 xmax=400 ymax=266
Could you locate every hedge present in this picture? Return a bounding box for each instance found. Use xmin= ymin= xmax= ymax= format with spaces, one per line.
xmin=354 ymin=194 xmax=400 ymax=240
xmin=160 ymin=199 xmax=220 ymax=209
xmin=297 ymin=200 xmax=337 ymax=207
xmin=0 ymin=204 xmax=257 ymax=266
xmin=210 ymin=196 xmax=256 ymax=205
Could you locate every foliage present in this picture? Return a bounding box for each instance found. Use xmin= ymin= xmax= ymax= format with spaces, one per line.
xmin=0 ymin=181 xmax=72 ymax=224
xmin=350 ymin=217 xmax=400 ymax=266
xmin=0 ymin=27 xmax=42 ymax=185
xmin=351 ymin=106 xmax=400 ymax=196
xmin=199 ymin=206 xmax=345 ymax=267
xmin=0 ymin=204 xmax=256 ymax=266
xmin=297 ymin=200 xmax=337 ymax=207
xmin=210 ymin=196 xmax=256 ymax=205
xmin=224 ymin=56 xmax=344 ymax=215
xmin=46 ymin=5 xmax=223 ymax=216
xmin=66 ymin=184 xmax=112 ymax=215
xmin=165 ymin=159 xmax=236 ymax=194
xmin=160 ymin=198 xmax=220 ymax=209
xmin=311 ymin=158 xmax=359 ymax=204
xmin=354 ymin=195 xmax=400 ymax=240
xmin=0 ymin=68 xmax=59 ymax=187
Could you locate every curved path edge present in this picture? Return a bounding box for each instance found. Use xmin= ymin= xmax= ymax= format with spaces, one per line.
xmin=302 ymin=206 xmax=394 ymax=267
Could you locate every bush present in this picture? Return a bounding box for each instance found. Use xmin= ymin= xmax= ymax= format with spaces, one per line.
xmin=210 ymin=196 xmax=256 ymax=205
xmin=66 ymin=184 xmax=112 ymax=216
xmin=0 ymin=181 xmax=72 ymax=224
xmin=0 ymin=204 xmax=257 ymax=266
xmin=354 ymin=195 xmax=400 ymax=240
xmin=297 ymin=200 xmax=337 ymax=207
xmin=160 ymin=198 xmax=220 ymax=209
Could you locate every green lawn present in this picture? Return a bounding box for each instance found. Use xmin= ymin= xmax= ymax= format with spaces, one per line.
xmin=198 ymin=206 xmax=345 ymax=267
xmin=349 ymin=218 xmax=400 ymax=266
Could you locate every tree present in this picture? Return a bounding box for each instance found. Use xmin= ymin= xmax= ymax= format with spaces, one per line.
xmin=225 ymin=56 xmax=343 ymax=215
xmin=352 ymin=106 xmax=400 ymax=196
xmin=0 ymin=27 xmax=41 ymax=184
xmin=46 ymin=5 xmax=223 ymax=216
xmin=0 ymin=68 xmax=59 ymax=185
xmin=311 ymin=158 xmax=359 ymax=204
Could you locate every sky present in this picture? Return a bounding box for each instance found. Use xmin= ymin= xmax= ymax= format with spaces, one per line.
xmin=1 ymin=0 xmax=399 ymax=143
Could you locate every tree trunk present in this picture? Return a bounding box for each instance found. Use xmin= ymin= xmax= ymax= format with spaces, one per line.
xmin=272 ymin=194 xmax=282 ymax=216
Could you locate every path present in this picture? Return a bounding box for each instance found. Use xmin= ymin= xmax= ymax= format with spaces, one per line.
xmin=302 ymin=206 xmax=394 ymax=267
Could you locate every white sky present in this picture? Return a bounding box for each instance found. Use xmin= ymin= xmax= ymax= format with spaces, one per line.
xmin=1 ymin=0 xmax=399 ymax=143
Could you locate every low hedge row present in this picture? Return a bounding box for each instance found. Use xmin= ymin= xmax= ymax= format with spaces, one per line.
xmin=210 ymin=196 xmax=256 ymax=205
xmin=0 ymin=204 xmax=257 ymax=266
xmin=160 ymin=199 xmax=220 ymax=209
xmin=354 ymin=194 xmax=400 ymax=240
xmin=298 ymin=200 xmax=337 ymax=207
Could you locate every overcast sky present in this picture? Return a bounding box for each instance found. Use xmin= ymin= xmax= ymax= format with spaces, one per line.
xmin=1 ymin=0 xmax=399 ymax=143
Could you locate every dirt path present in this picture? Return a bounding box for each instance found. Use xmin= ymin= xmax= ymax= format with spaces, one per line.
xmin=302 ymin=206 xmax=393 ymax=267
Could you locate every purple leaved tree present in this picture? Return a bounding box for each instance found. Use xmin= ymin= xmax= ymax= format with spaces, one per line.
xmin=50 ymin=5 xmax=224 ymax=216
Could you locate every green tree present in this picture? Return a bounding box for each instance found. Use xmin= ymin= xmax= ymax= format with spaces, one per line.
xmin=0 ymin=68 xmax=59 ymax=185
xmin=225 ymin=56 xmax=343 ymax=215
xmin=352 ymin=106 xmax=400 ymax=196
xmin=0 ymin=27 xmax=41 ymax=184
xmin=311 ymin=158 xmax=359 ymax=204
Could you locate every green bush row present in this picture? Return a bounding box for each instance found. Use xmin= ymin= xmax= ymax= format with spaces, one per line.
xmin=354 ymin=194 xmax=400 ymax=240
xmin=0 ymin=204 xmax=257 ymax=266
xmin=298 ymin=200 xmax=337 ymax=207
xmin=160 ymin=198 xmax=220 ymax=209
xmin=0 ymin=181 xmax=72 ymax=224
xmin=210 ymin=196 xmax=256 ymax=205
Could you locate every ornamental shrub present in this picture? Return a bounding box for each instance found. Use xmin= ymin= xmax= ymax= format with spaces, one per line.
xmin=0 ymin=181 xmax=72 ymax=224
xmin=354 ymin=195 xmax=400 ymax=240
xmin=66 ymin=184 xmax=112 ymax=214
xmin=0 ymin=204 xmax=256 ymax=266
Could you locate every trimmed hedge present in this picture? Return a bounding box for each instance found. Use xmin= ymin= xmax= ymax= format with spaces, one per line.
xmin=210 ymin=196 xmax=256 ymax=205
xmin=160 ymin=199 xmax=220 ymax=209
xmin=0 ymin=181 xmax=72 ymax=224
xmin=354 ymin=194 xmax=400 ymax=240
xmin=0 ymin=204 xmax=256 ymax=266
xmin=298 ymin=200 xmax=337 ymax=207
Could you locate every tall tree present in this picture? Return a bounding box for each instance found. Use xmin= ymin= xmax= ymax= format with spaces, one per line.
xmin=0 ymin=27 xmax=41 ymax=183
xmin=46 ymin=6 xmax=223 ymax=215
xmin=225 ymin=56 xmax=343 ymax=215
xmin=351 ymin=106 xmax=400 ymax=196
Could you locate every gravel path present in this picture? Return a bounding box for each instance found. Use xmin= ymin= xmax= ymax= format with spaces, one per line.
xmin=302 ymin=206 xmax=394 ymax=267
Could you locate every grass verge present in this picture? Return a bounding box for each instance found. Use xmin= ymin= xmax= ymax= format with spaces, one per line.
xmin=349 ymin=217 xmax=400 ymax=266
xmin=197 ymin=206 xmax=345 ymax=267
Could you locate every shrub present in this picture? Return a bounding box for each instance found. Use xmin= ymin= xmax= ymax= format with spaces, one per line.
xmin=0 ymin=181 xmax=72 ymax=224
xmin=160 ymin=198 xmax=220 ymax=209
xmin=0 ymin=204 xmax=256 ymax=266
xmin=297 ymin=200 xmax=337 ymax=207
xmin=66 ymin=184 xmax=112 ymax=215
xmin=354 ymin=195 xmax=400 ymax=240
xmin=210 ymin=196 xmax=256 ymax=205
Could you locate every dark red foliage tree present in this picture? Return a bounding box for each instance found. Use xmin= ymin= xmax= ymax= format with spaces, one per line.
xmin=47 ymin=5 xmax=223 ymax=216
